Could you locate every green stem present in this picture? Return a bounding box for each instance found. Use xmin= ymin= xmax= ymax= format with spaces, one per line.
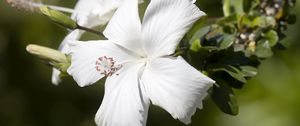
xmin=76 ymin=24 xmax=106 ymax=38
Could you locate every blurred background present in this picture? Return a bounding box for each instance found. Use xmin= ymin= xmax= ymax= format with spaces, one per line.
xmin=0 ymin=0 xmax=300 ymax=126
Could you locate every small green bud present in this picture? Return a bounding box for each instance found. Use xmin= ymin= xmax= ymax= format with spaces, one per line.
xmin=40 ymin=6 xmax=77 ymax=29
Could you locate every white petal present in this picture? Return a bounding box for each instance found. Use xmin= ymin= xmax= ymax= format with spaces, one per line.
xmin=103 ymin=0 xmax=144 ymax=55
xmin=67 ymin=40 xmax=137 ymax=87
xmin=72 ymin=0 xmax=110 ymax=27
xmin=51 ymin=68 xmax=61 ymax=85
xmin=141 ymin=56 xmax=214 ymax=124
xmin=73 ymin=0 xmax=144 ymax=28
xmin=58 ymin=30 xmax=82 ymax=53
xmin=95 ymin=62 xmax=149 ymax=126
xmin=142 ymin=0 xmax=206 ymax=58
xmin=50 ymin=30 xmax=81 ymax=85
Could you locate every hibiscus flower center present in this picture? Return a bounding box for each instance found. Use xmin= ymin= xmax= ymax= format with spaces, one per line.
xmin=95 ymin=56 xmax=122 ymax=76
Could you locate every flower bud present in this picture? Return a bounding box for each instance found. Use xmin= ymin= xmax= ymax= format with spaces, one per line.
xmin=26 ymin=44 xmax=70 ymax=72
xmin=26 ymin=44 xmax=68 ymax=63
xmin=40 ymin=6 xmax=77 ymax=29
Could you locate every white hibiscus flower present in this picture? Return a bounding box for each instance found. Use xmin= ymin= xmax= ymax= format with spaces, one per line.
xmin=52 ymin=0 xmax=144 ymax=85
xmin=67 ymin=0 xmax=215 ymax=125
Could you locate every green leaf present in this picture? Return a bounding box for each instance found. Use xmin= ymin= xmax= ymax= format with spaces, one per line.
xmin=219 ymin=34 xmax=235 ymax=49
xmin=240 ymin=66 xmax=258 ymax=77
xmin=252 ymin=16 xmax=276 ymax=28
xmin=217 ymin=14 xmax=238 ymax=25
xmin=212 ymin=65 xmax=247 ymax=83
xmin=190 ymin=39 xmax=202 ymax=52
xmin=40 ymin=6 xmax=77 ymax=29
xmin=189 ymin=26 xmax=211 ymax=52
xmin=276 ymin=38 xmax=290 ymax=50
xmin=211 ymin=83 xmax=239 ymax=116
xmin=189 ymin=26 xmax=211 ymax=45
xmin=264 ymin=30 xmax=279 ymax=47
xmin=223 ymin=0 xmax=244 ymax=16
xmin=255 ymin=40 xmax=274 ymax=58
xmin=233 ymin=44 xmax=245 ymax=52
xmin=202 ymin=46 xmax=220 ymax=51
xmin=241 ymin=17 xmax=252 ymax=27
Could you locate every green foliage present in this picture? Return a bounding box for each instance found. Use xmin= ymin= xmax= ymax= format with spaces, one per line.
xmin=240 ymin=66 xmax=258 ymax=77
xmin=212 ymin=65 xmax=247 ymax=83
xmin=223 ymin=0 xmax=244 ymax=16
xmin=211 ymin=83 xmax=239 ymax=115
xmin=187 ymin=0 xmax=296 ymax=116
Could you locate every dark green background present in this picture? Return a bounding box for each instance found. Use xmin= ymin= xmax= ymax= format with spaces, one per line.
xmin=0 ymin=0 xmax=300 ymax=126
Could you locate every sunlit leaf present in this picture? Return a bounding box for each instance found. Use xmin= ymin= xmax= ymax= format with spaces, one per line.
xmin=189 ymin=26 xmax=211 ymax=45
xmin=219 ymin=34 xmax=235 ymax=49
xmin=255 ymin=40 xmax=274 ymax=58
xmin=264 ymin=30 xmax=279 ymax=47
xmin=212 ymin=65 xmax=247 ymax=83
xmin=240 ymin=66 xmax=258 ymax=77
xmin=223 ymin=0 xmax=244 ymax=16
xmin=190 ymin=39 xmax=202 ymax=52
